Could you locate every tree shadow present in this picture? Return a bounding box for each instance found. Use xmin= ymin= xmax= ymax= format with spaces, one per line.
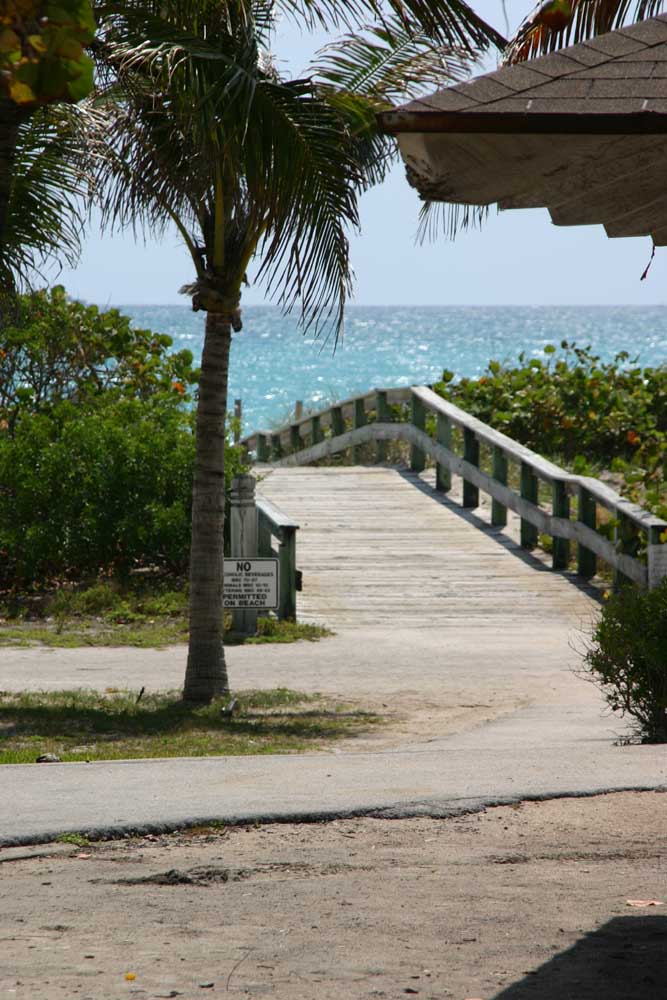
xmin=399 ymin=467 xmax=602 ymax=605
xmin=0 ymin=698 xmax=375 ymax=743
xmin=493 ymin=916 xmax=667 ymax=999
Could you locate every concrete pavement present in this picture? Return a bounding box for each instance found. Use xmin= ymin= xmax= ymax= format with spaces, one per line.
xmin=1 ymin=628 xmax=666 ymax=846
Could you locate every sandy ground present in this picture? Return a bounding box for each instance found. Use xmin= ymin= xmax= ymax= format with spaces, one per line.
xmin=1 ymin=791 xmax=666 ymax=1000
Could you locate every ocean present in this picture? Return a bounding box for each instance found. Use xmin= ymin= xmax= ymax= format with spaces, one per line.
xmin=121 ymin=304 xmax=667 ymax=434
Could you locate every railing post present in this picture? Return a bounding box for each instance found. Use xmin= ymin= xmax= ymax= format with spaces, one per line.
xmin=233 ymin=399 xmax=242 ymax=443
xmin=257 ymin=507 xmax=272 ymax=557
xmin=311 ymin=414 xmax=322 ymax=446
xmin=436 ymin=413 xmax=452 ymax=493
xmin=278 ymin=527 xmax=297 ymax=620
xmin=410 ymin=393 xmax=426 ymax=473
xmin=270 ymin=432 xmax=283 ymax=461
xmin=294 ymin=400 xmax=303 ymax=421
xmin=551 ymin=479 xmax=570 ymax=570
xmin=376 ymin=390 xmax=391 ymax=463
xmin=463 ymin=428 xmax=479 ymax=508
xmin=648 ymin=525 xmax=667 ymax=588
xmin=256 ymin=433 xmax=269 ymax=463
xmin=230 ymin=474 xmax=258 ymax=635
xmin=577 ymin=485 xmax=597 ymax=578
xmin=290 ymin=423 xmax=301 ymax=453
xmin=352 ymin=398 xmax=367 ymax=463
xmin=491 ymin=446 xmax=507 ymax=526
xmin=614 ymin=511 xmax=638 ymax=590
xmin=331 ymin=405 xmax=344 ymax=438
xmin=520 ymin=461 xmax=538 ymax=549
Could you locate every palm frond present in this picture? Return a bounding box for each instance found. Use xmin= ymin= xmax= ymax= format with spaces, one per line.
xmin=319 ymin=89 xmax=397 ymax=189
xmin=1 ymin=103 xmax=97 ymax=295
xmin=292 ymin=0 xmax=510 ymax=54
xmin=243 ymin=77 xmax=361 ymax=339
xmin=311 ymin=15 xmax=474 ymax=106
xmin=506 ymin=0 xmax=665 ymax=63
xmin=416 ymin=200 xmax=490 ymax=244
xmin=91 ymin=0 xmax=506 ymax=342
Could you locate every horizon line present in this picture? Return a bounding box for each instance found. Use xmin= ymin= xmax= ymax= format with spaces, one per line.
xmin=109 ymin=301 xmax=667 ymax=310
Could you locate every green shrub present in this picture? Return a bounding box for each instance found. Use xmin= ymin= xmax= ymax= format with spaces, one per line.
xmin=0 ymin=395 xmax=247 ymax=585
xmin=435 ymin=342 xmax=667 ymax=468
xmin=583 ymin=581 xmax=667 ymax=743
xmin=0 ymin=396 xmax=195 ymax=583
xmin=0 ymin=289 xmax=248 ymax=585
xmin=0 ymin=285 xmax=198 ymax=430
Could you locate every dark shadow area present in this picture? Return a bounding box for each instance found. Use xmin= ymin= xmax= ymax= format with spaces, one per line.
xmin=492 ymin=916 xmax=667 ymax=999
xmin=0 ymin=692 xmax=379 ymax=762
xmin=398 ymin=467 xmax=603 ymax=605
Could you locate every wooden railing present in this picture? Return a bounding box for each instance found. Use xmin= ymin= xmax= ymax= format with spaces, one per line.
xmin=229 ymin=474 xmax=300 ymax=623
xmin=256 ymin=497 xmax=300 ymax=620
xmin=241 ymin=385 xmax=667 ymax=591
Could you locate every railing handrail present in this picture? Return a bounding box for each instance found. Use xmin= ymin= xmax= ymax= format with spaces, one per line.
xmin=241 ymin=384 xmax=667 ymax=590
xmin=241 ymin=386 xmax=412 ymax=449
xmin=412 ymin=387 xmax=569 ymax=482
xmin=256 ymin=496 xmax=299 ymax=533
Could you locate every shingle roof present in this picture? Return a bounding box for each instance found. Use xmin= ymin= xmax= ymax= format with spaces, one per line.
xmin=399 ymin=15 xmax=667 ymax=118
xmin=378 ymin=17 xmax=667 ymax=245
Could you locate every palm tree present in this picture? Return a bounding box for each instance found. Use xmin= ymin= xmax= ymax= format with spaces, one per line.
xmin=92 ymin=0 xmax=505 ymax=702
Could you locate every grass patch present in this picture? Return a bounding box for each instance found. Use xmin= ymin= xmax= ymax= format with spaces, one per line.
xmin=57 ymin=832 xmax=90 ymax=847
xmin=0 ymin=578 xmax=331 ymax=648
xmin=237 ymin=617 xmax=330 ymax=644
xmin=0 ymin=687 xmax=382 ymax=764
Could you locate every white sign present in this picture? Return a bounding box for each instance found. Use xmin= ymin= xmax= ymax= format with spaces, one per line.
xmin=223 ymin=558 xmax=279 ymax=610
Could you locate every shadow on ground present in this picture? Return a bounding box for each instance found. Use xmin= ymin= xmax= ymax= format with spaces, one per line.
xmin=493 ymin=916 xmax=667 ymax=999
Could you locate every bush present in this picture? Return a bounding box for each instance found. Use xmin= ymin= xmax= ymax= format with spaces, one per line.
xmin=0 ymin=289 xmax=247 ymax=586
xmin=0 ymin=285 xmax=198 ymax=430
xmin=435 ymin=342 xmax=667 ymax=468
xmin=583 ymin=581 xmax=667 ymax=743
xmin=0 ymin=393 xmax=248 ymax=586
xmin=0 ymin=396 xmax=194 ymax=583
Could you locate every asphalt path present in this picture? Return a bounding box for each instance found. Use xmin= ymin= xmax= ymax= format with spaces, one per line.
xmin=1 ymin=628 xmax=666 ymax=846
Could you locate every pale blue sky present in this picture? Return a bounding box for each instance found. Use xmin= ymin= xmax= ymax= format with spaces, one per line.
xmin=55 ymin=0 xmax=666 ymax=306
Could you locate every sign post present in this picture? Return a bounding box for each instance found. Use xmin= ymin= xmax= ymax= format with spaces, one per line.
xmin=229 ymin=474 xmax=258 ymax=634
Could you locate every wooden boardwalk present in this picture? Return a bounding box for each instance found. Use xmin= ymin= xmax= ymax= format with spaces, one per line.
xmin=257 ymin=466 xmax=600 ymax=629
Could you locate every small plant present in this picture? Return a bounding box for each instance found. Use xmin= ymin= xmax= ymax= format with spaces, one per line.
xmin=57 ymin=832 xmax=90 ymax=847
xmin=583 ymin=580 xmax=667 ymax=743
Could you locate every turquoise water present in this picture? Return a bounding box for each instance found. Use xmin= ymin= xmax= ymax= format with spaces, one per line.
xmin=122 ymin=305 xmax=667 ymax=433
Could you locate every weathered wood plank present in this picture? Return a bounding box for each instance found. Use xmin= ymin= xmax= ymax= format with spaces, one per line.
xmin=269 ymin=421 xmax=655 ymax=584
xmin=258 ymin=467 xmax=600 ymax=628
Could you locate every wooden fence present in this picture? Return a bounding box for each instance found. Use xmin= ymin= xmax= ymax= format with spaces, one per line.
xmin=241 ymin=385 xmax=667 ymax=591
xmin=256 ymin=496 xmax=299 ymax=620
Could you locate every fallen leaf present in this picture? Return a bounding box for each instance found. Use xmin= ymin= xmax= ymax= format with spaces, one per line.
xmin=626 ymin=899 xmax=663 ymax=907
xmin=125 ymin=972 xmax=137 ymax=981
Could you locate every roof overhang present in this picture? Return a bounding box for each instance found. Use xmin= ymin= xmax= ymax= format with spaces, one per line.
xmin=378 ymin=17 xmax=667 ymax=244
xmin=379 ymin=110 xmax=667 ymax=134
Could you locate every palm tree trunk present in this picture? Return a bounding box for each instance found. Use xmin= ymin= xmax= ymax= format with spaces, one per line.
xmin=183 ymin=309 xmax=232 ymax=703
